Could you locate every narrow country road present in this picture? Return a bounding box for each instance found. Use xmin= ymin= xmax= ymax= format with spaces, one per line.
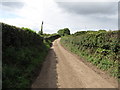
xmin=31 ymin=38 xmax=118 ymax=88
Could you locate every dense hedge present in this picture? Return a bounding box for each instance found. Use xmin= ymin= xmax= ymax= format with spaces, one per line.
xmin=61 ymin=30 xmax=119 ymax=78
xmin=44 ymin=34 xmax=60 ymax=42
xmin=2 ymin=23 xmax=51 ymax=88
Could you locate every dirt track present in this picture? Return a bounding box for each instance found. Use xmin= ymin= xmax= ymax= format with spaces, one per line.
xmin=31 ymin=38 xmax=118 ymax=88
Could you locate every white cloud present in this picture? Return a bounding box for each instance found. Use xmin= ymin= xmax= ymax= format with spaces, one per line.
xmin=1 ymin=0 xmax=43 ymax=32
xmin=1 ymin=0 xmax=118 ymax=34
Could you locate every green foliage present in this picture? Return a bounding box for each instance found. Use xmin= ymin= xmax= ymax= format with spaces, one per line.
xmin=57 ymin=28 xmax=70 ymax=36
xmin=21 ymin=27 xmax=36 ymax=33
xmin=98 ymin=29 xmax=107 ymax=32
xmin=61 ymin=30 xmax=119 ymax=78
xmin=2 ymin=23 xmax=51 ymax=88
xmin=39 ymin=33 xmax=51 ymax=37
xmin=73 ymin=31 xmax=87 ymax=36
xmin=57 ymin=29 xmax=64 ymax=36
xmin=44 ymin=34 xmax=60 ymax=42
xmin=72 ymin=30 xmax=106 ymax=36
xmin=38 ymin=30 xmax=43 ymax=35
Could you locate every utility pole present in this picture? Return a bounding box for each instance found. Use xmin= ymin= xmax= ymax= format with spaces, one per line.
xmin=41 ymin=21 xmax=43 ymax=35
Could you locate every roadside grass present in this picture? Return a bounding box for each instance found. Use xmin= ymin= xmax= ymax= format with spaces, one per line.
xmin=3 ymin=43 xmax=50 ymax=88
xmin=60 ymin=32 xmax=119 ymax=80
xmin=2 ymin=23 xmax=60 ymax=88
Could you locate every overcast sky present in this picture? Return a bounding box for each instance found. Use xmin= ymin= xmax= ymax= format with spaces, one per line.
xmin=0 ymin=0 xmax=119 ymax=34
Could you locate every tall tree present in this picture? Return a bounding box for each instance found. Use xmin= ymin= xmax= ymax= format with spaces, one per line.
xmin=57 ymin=28 xmax=70 ymax=36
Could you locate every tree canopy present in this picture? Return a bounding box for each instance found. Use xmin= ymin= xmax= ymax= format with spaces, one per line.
xmin=57 ymin=28 xmax=70 ymax=36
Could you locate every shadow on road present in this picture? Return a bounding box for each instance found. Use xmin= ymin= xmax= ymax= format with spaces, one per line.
xmin=31 ymin=47 xmax=58 ymax=88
